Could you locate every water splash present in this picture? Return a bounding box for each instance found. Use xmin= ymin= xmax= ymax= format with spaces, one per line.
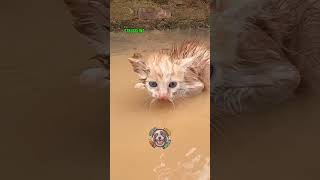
xmin=153 ymin=148 xmax=210 ymax=180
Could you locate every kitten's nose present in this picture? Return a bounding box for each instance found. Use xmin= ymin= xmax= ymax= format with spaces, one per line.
xmin=158 ymin=95 xmax=168 ymax=101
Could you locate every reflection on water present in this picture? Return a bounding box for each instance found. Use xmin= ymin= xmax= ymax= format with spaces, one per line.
xmin=110 ymin=30 xmax=210 ymax=180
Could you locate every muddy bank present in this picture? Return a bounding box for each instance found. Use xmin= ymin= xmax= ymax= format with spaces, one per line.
xmin=111 ymin=0 xmax=210 ymax=31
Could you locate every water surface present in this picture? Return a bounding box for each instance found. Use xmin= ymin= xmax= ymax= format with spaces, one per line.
xmin=110 ymin=29 xmax=210 ymax=180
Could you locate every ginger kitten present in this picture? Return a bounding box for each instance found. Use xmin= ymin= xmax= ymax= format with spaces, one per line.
xmin=129 ymin=40 xmax=210 ymax=103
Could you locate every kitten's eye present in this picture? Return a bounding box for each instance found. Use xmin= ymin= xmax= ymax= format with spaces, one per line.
xmin=169 ymin=81 xmax=177 ymax=88
xmin=148 ymin=81 xmax=158 ymax=87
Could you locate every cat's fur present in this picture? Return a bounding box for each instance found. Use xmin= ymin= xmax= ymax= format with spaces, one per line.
xmin=129 ymin=40 xmax=210 ymax=101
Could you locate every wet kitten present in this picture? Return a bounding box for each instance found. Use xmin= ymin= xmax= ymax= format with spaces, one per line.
xmin=128 ymin=40 xmax=210 ymax=103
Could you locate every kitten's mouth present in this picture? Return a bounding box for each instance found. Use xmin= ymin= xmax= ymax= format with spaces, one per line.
xmin=157 ymin=98 xmax=169 ymax=101
xmin=149 ymin=98 xmax=176 ymax=110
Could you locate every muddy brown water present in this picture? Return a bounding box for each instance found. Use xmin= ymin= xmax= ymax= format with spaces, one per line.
xmin=110 ymin=30 xmax=210 ymax=180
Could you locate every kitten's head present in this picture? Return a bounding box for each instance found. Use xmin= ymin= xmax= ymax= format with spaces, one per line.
xmin=128 ymin=54 xmax=193 ymax=101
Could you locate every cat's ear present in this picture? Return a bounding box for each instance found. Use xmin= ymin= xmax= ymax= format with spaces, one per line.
xmin=134 ymin=83 xmax=145 ymax=89
xmin=128 ymin=58 xmax=149 ymax=79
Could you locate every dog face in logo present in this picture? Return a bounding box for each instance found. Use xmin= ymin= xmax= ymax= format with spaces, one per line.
xmin=152 ymin=129 xmax=168 ymax=147
xmin=149 ymin=127 xmax=171 ymax=149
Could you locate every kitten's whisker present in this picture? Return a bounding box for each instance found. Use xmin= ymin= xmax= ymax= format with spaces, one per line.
xmin=144 ymin=96 xmax=153 ymax=109
xmin=168 ymin=99 xmax=176 ymax=111
xmin=149 ymin=98 xmax=157 ymax=111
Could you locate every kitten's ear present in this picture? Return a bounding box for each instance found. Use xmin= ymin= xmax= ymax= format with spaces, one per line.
xmin=180 ymin=57 xmax=194 ymax=69
xmin=128 ymin=58 xmax=149 ymax=78
xmin=134 ymin=83 xmax=145 ymax=89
